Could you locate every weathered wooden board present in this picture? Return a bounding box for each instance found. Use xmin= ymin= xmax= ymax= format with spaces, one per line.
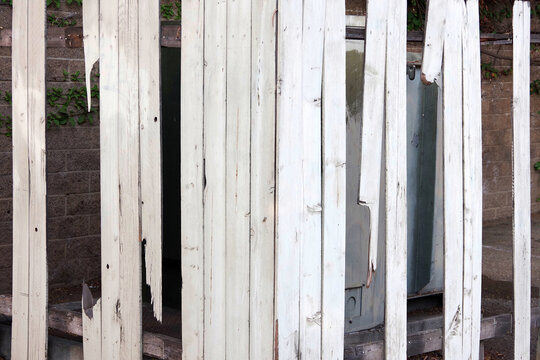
xmin=321 ymin=0 xmax=347 ymax=358
xmin=421 ymin=0 xmax=447 ymax=83
xmin=139 ymin=0 xmax=163 ymax=322
xmin=225 ymin=0 xmax=252 ymax=356
xmin=442 ymin=1 xmax=465 ymax=358
xmin=512 ymin=2 xmax=532 ymax=359
xmin=180 ymin=0 xmax=205 ymax=358
xmin=249 ymin=0 xmax=277 ymax=358
xmin=462 ymin=1 xmax=483 ymax=359
xmin=275 ymin=0 xmax=304 ymax=357
xmin=384 ymin=0 xmax=408 ymax=358
xmin=299 ymin=0 xmax=325 ymax=357
xmin=358 ymin=0 xmax=387 ymax=280
xmin=11 ymin=0 xmax=48 ymax=358
xmin=83 ymin=0 xmax=99 ymax=111
xmin=117 ymin=0 xmax=143 ymax=357
xmin=99 ymin=0 xmax=121 ymax=358
xmin=202 ymin=0 xmax=227 ymax=356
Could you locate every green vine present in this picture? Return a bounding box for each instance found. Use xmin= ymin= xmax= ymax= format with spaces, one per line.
xmin=47 ymin=14 xmax=77 ymax=27
xmin=0 ymin=0 xmax=12 ymax=6
xmin=161 ymin=1 xmax=181 ymax=21
xmin=481 ymin=62 xmax=512 ymax=80
xmin=0 ymin=71 xmax=99 ymax=137
xmin=46 ymin=0 xmax=82 ymax=8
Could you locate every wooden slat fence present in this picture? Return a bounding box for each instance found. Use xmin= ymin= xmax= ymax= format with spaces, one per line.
xmin=5 ymin=0 xmax=534 ymax=359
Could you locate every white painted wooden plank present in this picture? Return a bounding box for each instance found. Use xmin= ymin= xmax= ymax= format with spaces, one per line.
xmin=442 ymin=1 xmax=464 ymax=358
xmin=249 ymin=0 xmax=276 ymax=358
xmin=358 ymin=0 xmax=387 ymax=281
xmin=83 ymin=0 xmax=99 ymax=111
xmin=83 ymin=297 xmax=102 ymax=360
xmin=512 ymin=2 xmax=531 ymax=359
xmin=202 ymin=0 xmax=227 ymax=357
xmin=12 ymin=0 xmax=48 ymax=358
xmin=11 ymin=0 xmax=30 ymax=357
xmin=225 ymin=0 xmax=252 ymax=357
xmin=421 ymin=0 xmax=447 ymax=83
xmin=299 ymin=0 xmax=325 ymax=357
xmin=139 ymin=0 xmax=162 ymax=322
xmin=27 ymin=2 xmax=48 ymax=357
xmin=275 ymin=0 xmax=304 ymax=356
xmin=462 ymin=1 xmax=483 ymax=359
xmin=180 ymin=0 xmax=205 ymax=357
xmin=321 ymin=0 xmax=346 ymax=358
xmin=99 ymin=0 xmax=121 ymax=358
xmin=384 ymin=0 xmax=407 ymax=358
xmin=117 ymin=0 xmax=142 ymax=357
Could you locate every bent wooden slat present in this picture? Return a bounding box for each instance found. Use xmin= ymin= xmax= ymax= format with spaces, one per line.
xmin=139 ymin=0 xmax=163 ymax=322
xmin=462 ymin=1 xmax=483 ymax=359
xmin=321 ymin=0 xmax=347 ymax=358
xmin=82 ymin=298 xmax=102 ymax=360
xmin=358 ymin=0 xmax=387 ymax=279
xmin=384 ymin=0 xmax=408 ymax=358
xmin=421 ymin=0 xmax=447 ymax=83
xmin=12 ymin=0 xmax=48 ymax=358
xmin=442 ymin=0 xmax=465 ymax=358
xmin=512 ymin=2 xmax=531 ymax=359
xmin=180 ymin=0 xmax=205 ymax=358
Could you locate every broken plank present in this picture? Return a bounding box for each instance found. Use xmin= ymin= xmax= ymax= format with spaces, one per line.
xmin=139 ymin=0 xmax=163 ymax=322
xmin=421 ymin=0 xmax=447 ymax=83
xmin=83 ymin=0 xmax=99 ymax=111
xmin=358 ymin=0 xmax=388 ymax=281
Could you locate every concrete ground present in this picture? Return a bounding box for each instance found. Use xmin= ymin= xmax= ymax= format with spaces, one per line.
xmin=482 ymin=213 xmax=540 ymax=359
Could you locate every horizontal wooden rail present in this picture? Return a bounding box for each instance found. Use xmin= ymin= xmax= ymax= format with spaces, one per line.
xmin=2 ymin=26 xmax=540 ymax=49
xmin=0 ymin=295 xmax=182 ymax=359
xmin=0 ymin=24 xmax=182 ymax=48
xmin=344 ymin=308 xmax=540 ymax=360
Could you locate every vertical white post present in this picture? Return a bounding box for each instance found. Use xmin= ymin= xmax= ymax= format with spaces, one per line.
xmin=139 ymin=0 xmax=163 ymax=322
xmin=202 ymin=0 xmax=226 ymax=356
xmin=225 ymin=0 xmax=252 ymax=356
xmin=443 ymin=1 xmax=465 ymax=358
xmin=299 ymin=0 xmax=325 ymax=357
xmin=11 ymin=0 xmax=47 ymax=358
xmin=321 ymin=0 xmax=346 ymax=358
xmin=462 ymin=1 xmax=483 ymax=359
xmin=117 ymin=0 xmax=142 ymax=357
xmin=512 ymin=2 xmax=531 ymax=359
xmin=99 ymin=0 xmax=121 ymax=357
xmin=384 ymin=0 xmax=408 ymax=358
xmin=358 ymin=0 xmax=388 ymax=281
xmin=83 ymin=0 xmax=99 ymax=112
xmin=180 ymin=0 xmax=205 ymax=358
xmin=83 ymin=298 xmax=102 ymax=360
xmin=250 ymin=0 xmax=277 ymax=358
xmin=275 ymin=0 xmax=304 ymax=357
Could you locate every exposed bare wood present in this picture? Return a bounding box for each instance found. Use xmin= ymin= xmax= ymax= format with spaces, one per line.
xmin=421 ymin=0 xmax=447 ymax=82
